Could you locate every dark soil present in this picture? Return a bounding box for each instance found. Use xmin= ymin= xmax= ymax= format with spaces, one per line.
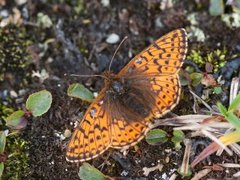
xmin=0 ymin=0 xmax=240 ymax=179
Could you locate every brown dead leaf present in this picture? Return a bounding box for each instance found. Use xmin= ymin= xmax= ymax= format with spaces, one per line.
xmin=201 ymin=74 xmax=217 ymax=87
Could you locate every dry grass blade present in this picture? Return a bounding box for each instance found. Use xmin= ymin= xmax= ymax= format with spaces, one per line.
xmin=233 ymin=171 xmax=240 ymax=177
xmin=151 ymin=115 xmax=212 ymax=129
xmin=229 ymin=143 xmax=240 ymax=156
xmin=179 ymin=139 xmax=192 ymax=176
xmin=191 ymin=169 xmax=212 ymax=180
xmin=230 ymin=77 xmax=240 ymax=105
xmin=189 ymin=90 xmax=215 ymax=113
xmin=220 ymin=163 xmax=240 ymax=168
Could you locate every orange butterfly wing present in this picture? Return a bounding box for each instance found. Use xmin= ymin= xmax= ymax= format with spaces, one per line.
xmin=110 ymin=119 xmax=150 ymax=148
xmin=119 ymin=28 xmax=187 ymax=75
xmin=66 ymin=91 xmax=111 ymax=162
xmin=66 ymin=29 xmax=188 ymax=162
xmin=110 ymin=29 xmax=187 ymax=147
xmin=150 ymin=75 xmax=182 ymax=118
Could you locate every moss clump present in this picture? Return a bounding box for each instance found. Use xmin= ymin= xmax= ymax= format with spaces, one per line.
xmin=0 ymin=25 xmax=32 ymax=82
xmin=3 ymin=135 xmax=30 ymax=179
xmin=0 ymin=103 xmax=30 ymax=179
xmin=187 ymin=48 xmax=228 ymax=72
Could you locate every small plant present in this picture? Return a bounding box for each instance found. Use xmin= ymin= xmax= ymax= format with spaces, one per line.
xmin=171 ymin=130 xmax=185 ymax=150
xmin=145 ymin=129 xmax=168 ymax=145
xmin=187 ymin=48 xmax=228 ymax=73
xmin=37 ymin=13 xmax=53 ymax=28
xmin=191 ymin=93 xmax=240 ymax=167
xmin=67 ymin=83 xmax=94 ymax=102
xmin=79 ymin=163 xmax=111 ymax=180
xmin=217 ymin=93 xmax=240 ymax=131
xmin=0 ymin=90 xmax=52 ymax=178
xmin=146 ymin=129 xmax=185 ymax=149
xmin=189 ymin=72 xmax=203 ymax=87
xmin=209 ymin=0 xmax=224 ymax=16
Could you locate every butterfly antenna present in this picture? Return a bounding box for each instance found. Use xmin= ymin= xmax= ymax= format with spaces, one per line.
xmin=68 ymin=74 xmax=110 ymax=81
xmin=108 ymin=36 xmax=128 ymax=72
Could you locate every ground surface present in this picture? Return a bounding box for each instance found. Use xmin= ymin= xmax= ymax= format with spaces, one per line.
xmin=0 ymin=0 xmax=240 ymax=179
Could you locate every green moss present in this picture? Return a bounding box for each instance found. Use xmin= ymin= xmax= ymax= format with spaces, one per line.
xmin=0 ymin=103 xmax=30 ymax=179
xmin=187 ymin=50 xmax=204 ymax=65
xmin=3 ymin=135 xmax=30 ymax=179
xmin=0 ymin=104 xmax=14 ymax=126
xmin=187 ymin=48 xmax=228 ymax=73
xmin=0 ymin=26 xmax=32 ymax=82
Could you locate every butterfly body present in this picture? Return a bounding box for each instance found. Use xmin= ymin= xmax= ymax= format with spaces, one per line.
xmin=103 ymin=71 xmax=156 ymax=122
xmin=66 ymin=29 xmax=188 ymax=162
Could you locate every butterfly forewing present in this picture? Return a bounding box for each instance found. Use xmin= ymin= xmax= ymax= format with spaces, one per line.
xmin=118 ymin=28 xmax=187 ymax=76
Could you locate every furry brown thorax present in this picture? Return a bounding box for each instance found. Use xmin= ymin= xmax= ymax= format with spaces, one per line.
xmin=102 ymin=71 xmax=156 ymax=122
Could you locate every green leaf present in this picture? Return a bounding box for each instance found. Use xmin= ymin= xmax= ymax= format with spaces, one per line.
xmin=0 ymin=132 xmax=6 ymax=154
xmin=178 ymin=166 xmax=192 ymax=177
xmin=26 ymin=90 xmax=52 ymax=117
xmin=217 ymin=102 xmax=227 ymax=116
xmin=0 ymin=163 xmax=4 ymax=177
xmin=225 ymin=112 xmax=240 ymax=131
xmin=209 ymin=0 xmax=224 ymax=16
xmin=229 ymin=93 xmax=240 ymax=112
xmin=173 ymin=130 xmax=184 ymax=139
xmin=179 ymin=75 xmax=188 ymax=86
xmin=190 ymin=73 xmax=203 ymax=87
xmin=171 ymin=130 xmax=185 ymax=150
xmin=5 ymin=110 xmax=27 ymax=130
xmin=67 ymin=83 xmax=94 ymax=102
xmin=213 ymin=86 xmax=222 ymax=94
xmin=79 ymin=163 xmax=106 ymax=180
xmin=145 ymin=129 xmax=167 ymax=145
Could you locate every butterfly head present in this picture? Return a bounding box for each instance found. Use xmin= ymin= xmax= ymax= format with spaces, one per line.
xmin=106 ymin=78 xmax=127 ymax=97
xmin=111 ymin=79 xmax=122 ymax=92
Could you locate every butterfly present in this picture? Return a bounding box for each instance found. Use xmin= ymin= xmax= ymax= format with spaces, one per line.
xmin=66 ymin=28 xmax=188 ymax=162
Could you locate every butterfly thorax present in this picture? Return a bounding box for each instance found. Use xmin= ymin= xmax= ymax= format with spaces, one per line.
xmin=102 ymin=71 xmax=156 ymax=122
xmin=104 ymin=73 xmax=127 ymax=97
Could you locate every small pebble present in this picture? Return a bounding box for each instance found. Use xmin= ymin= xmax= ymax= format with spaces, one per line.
xmin=4 ymin=130 xmax=9 ymax=136
xmin=101 ymin=0 xmax=110 ymax=7
xmin=0 ymin=10 xmax=9 ymax=18
xmin=120 ymin=170 xmax=129 ymax=176
xmin=165 ymin=148 xmax=172 ymax=153
xmin=93 ymin=92 xmax=98 ymax=98
xmin=106 ymin=33 xmax=120 ymax=44
xmin=18 ymin=89 xmax=27 ymax=96
xmin=15 ymin=0 xmax=28 ymax=5
xmin=165 ymin=156 xmax=170 ymax=163
xmin=60 ymin=134 xmax=66 ymax=140
xmin=64 ymin=129 xmax=72 ymax=138
xmin=155 ymin=17 xmax=164 ymax=28
xmin=10 ymin=90 xmax=18 ymax=98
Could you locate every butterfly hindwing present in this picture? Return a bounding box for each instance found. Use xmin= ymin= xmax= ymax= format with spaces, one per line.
xmin=110 ymin=119 xmax=150 ymax=148
xmin=150 ymin=74 xmax=181 ymax=118
xmin=66 ymin=92 xmax=111 ymax=162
